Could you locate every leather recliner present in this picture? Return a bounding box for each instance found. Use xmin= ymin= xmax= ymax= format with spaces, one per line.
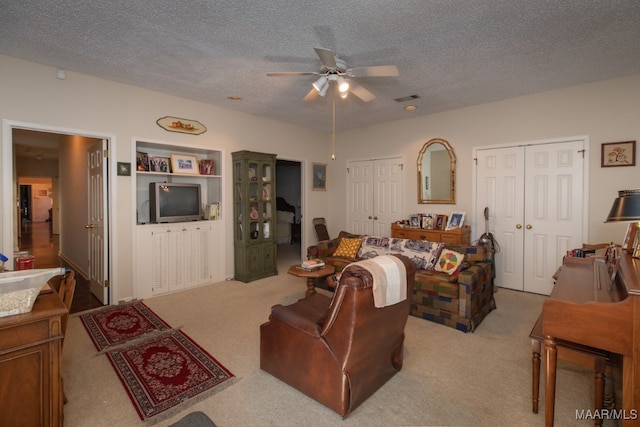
xmin=260 ymin=254 xmax=416 ymax=417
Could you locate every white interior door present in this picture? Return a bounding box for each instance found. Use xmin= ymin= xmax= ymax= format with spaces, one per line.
xmin=523 ymin=141 xmax=584 ymax=294
xmin=476 ymin=146 xmax=525 ymax=291
xmin=87 ymin=140 xmax=109 ymax=304
xmin=475 ymin=139 xmax=585 ymax=295
xmin=347 ymin=158 xmax=403 ymax=236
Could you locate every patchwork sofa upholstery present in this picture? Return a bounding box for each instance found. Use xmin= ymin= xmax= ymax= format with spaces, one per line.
xmin=307 ymin=231 xmax=496 ymax=332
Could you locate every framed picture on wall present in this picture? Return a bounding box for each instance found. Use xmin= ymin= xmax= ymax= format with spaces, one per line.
xmin=312 ymin=163 xmax=327 ymax=190
xmin=601 ymin=141 xmax=636 ymax=167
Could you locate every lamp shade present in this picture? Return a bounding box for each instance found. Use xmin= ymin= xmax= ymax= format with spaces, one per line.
xmin=605 ymin=189 xmax=640 ymax=222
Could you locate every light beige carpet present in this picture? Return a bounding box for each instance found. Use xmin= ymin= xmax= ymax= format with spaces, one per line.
xmin=62 ymin=271 xmax=611 ymax=427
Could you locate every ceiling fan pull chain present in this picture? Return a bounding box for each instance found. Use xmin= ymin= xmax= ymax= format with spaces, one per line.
xmin=331 ymin=96 xmax=336 ymax=160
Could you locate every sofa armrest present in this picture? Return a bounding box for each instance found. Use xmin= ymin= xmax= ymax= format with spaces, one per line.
xmin=269 ymin=304 xmax=322 ymax=337
xmin=307 ymin=237 xmax=341 ymax=259
xmin=456 ymin=261 xmax=493 ymax=318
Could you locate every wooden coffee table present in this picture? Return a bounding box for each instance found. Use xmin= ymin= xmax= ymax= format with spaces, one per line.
xmin=287 ymin=264 xmax=335 ymax=298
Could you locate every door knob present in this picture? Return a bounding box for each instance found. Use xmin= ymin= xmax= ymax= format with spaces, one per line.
xmin=85 ymin=224 xmax=94 ymax=229
xmin=368 ymin=216 xmax=373 ymax=219
xmin=526 ymin=224 xmax=532 ymax=229
xmin=373 ymin=216 xmax=378 ymax=220
xmin=516 ymin=224 xmax=522 ymax=229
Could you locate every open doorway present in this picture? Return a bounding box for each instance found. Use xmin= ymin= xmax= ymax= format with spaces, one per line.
xmin=275 ymin=159 xmax=302 ymax=271
xmin=9 ymin=127 xmax=108 ymax=311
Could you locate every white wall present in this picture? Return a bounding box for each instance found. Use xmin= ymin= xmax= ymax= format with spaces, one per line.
xmin=331 ymin=74 xmax=640 ymax=245
xmin=1 ymin=54 xmax=639 ymax=301
xmin=0 ymin=55 xmax=330 ymax=302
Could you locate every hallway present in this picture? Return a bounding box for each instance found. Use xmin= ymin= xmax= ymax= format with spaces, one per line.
xmin=17 ymin=221 xmax=103 ymax=313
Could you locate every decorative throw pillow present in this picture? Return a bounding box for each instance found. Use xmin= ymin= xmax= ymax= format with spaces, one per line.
xmin=333 ymin=237 xmax=363 ymax=259
xmin=357 ymin=236 xmax=390 ymax=259
xmin=390 ymin=239 xmax=444 ymax=271
xmin=435 ymin=249 xmax=465 ymax=275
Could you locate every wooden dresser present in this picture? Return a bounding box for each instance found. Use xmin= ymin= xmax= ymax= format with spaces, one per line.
xmin=391 ymin=223 xmax=471 ymax=244
xmin=0 ymin=291 xmax=66 ymax=426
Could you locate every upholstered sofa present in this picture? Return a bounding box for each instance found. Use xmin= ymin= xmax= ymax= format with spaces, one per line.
xmin=307 ymin=231 xmax=496 ymax=332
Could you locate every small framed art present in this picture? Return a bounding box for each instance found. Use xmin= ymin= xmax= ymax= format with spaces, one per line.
xmin=136 ymin=151 xmax=149 ymax=172
xmin=435 ymin=214 xmax=448 ymax=230
xmin=312 ymin=163 xmax=327 ymax=191
xmin=117 ymin=162 xmax=131 ymax=176
xmin=445 ymin=211 xmax=465 ymax=230
xmin=149 ymin=156 xmax=170 ymax=173
xmin=199 ymin=159 xmax=215 ymax=175
xmin=170 ymin=153 xmax=199 ymax=175
xmin=601 ymin=141 xmax=636 ymax=167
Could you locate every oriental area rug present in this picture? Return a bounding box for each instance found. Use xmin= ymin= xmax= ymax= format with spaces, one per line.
xmin=80 ymin=302 xmax=235 ymax=421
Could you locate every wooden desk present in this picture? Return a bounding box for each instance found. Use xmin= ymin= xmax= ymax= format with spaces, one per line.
xmin=0 ymin=292 xmax=67 ymax=427
xmin=542 ymin=254 xmax=640 ymax=426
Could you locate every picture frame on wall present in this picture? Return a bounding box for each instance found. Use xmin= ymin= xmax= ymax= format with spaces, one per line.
xmin=170 ymin=153 xmax=199 ymax=175
xmin=445 ymin=211 xmax=466 ymax=230
xmin=312 ymin=163 xmax=327 ymax=191
xmin=601 ymin=141 xmax=636 ymax=167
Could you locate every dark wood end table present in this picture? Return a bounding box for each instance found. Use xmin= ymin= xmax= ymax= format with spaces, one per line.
xmin=287 ymin=264 xmax=335 ymax=298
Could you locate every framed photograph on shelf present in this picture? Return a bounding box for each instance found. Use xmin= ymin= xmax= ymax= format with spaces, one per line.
xmin=199 ymin=159 xmax=215 ymax=175
xmin=312 ymin=163 xmax=327 ymax=191
xmin=409 ymin=215 xmax=420 ymax=228
xmin=421 ymin=213 xmax=435 ymax=229
xmin=136 ymin=151 xmax=149 ymax=172
xmin=149 ymin=156 xmax=170 ymax=173
xmin=170 ymin=153 xmax=199 ymax=175
xmin=435 ymin=214 xmax=448 ymax=230
xmin=601 ymin=141 xmax=636 ymax=167
xmin=445 ymin=211 xmax=466 ymax=230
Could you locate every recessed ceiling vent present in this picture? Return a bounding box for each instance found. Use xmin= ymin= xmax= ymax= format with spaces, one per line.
xmin=394 ymin=94 xmax=420 ymax=103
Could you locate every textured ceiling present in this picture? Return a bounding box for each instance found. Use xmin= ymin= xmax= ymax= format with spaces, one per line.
xmin=1 ymin=1 xmax=640 ymax=133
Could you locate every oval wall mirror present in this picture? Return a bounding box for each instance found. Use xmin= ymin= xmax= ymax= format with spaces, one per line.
xmin=417 ymin=138 xmax=456 ymax=204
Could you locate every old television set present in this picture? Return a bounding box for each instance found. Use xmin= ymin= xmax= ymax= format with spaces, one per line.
xmin=149 ymin=182 xmax=201 ymax=223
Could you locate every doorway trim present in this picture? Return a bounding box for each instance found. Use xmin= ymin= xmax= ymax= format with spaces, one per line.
xmin=1 ymin=119 xmax=117 ymax=304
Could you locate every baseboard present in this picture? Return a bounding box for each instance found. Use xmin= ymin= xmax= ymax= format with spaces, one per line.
xmin=58 ymin=252 xmax=88 ymax=280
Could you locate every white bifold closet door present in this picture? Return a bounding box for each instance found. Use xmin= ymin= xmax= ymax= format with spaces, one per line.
xmin=475 ymin=139 xmax=585 ymax=295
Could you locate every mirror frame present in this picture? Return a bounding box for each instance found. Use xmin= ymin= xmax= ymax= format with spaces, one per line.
xmin=417 ymin=138 xmax=456 ymax=204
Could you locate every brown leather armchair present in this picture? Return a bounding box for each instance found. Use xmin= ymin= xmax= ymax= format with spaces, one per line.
xmin=260 ymin=254 xmax=416 ymax=417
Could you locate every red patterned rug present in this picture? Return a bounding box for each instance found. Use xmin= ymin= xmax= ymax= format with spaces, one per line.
xmin=80 ymin=301 xmax=172 ymax=351
xmin=106 ymin=329 xmax=234 ymax=421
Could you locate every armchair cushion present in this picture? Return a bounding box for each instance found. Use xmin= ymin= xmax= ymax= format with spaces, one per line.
xmin=434 ymin=248 xmax=465 ymax=275
xmin=333 ymin=237 xmax=363 ymax=259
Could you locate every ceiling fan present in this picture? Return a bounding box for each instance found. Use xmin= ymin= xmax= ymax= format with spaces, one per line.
xmin=267 ymin=47 xmax=399 ymax=102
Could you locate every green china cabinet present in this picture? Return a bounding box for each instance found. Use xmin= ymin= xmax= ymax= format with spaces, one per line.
xmin=232 ymin=151 xmax=278 ymax=282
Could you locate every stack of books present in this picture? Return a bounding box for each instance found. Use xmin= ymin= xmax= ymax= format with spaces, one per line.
xmin=297 ymin=258 xmax=326 ymax=271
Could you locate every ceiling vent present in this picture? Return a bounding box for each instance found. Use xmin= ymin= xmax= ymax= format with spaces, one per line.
xmin=394 ymin=94 xmax=420 ymax=103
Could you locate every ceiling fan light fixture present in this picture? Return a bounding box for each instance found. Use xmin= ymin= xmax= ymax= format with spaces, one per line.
xmin=337 ymin=76 xmax=349 ymax=93
xmin=313 ymin=76 xmax=328 ymax=93
xmin=318 ymin=83 xmax=329 ymax=97
xmin=339 ymin=90 xmax=348 ymax=99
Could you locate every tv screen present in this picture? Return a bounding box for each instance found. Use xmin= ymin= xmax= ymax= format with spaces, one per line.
xmin=150 ymin=182 xmax=201 ymax=223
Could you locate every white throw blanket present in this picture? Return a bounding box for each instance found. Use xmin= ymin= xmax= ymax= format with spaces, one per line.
xmin=345 ymin=255 xmax=407 ymax=308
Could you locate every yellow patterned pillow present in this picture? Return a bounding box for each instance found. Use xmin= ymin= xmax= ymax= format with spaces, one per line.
xmin=333 ymin=237 xmax=363 ymax=259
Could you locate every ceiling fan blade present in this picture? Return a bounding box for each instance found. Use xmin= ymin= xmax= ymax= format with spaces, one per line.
xmin=267 ymin=72 xmax=316 ymax=77
xmin=348 ymin=65 xmax=399 ymax=77
xmin=314 ymin=47 xmax=337 ymax=68
xmin=349 ymin=83 xmax=376 ymax=102
xmin=303 ymin=88 xmax=319 ymax=102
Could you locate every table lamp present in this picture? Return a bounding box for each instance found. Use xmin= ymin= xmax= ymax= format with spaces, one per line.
xmin=605 ymin=189 xmax=640 ymax=257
